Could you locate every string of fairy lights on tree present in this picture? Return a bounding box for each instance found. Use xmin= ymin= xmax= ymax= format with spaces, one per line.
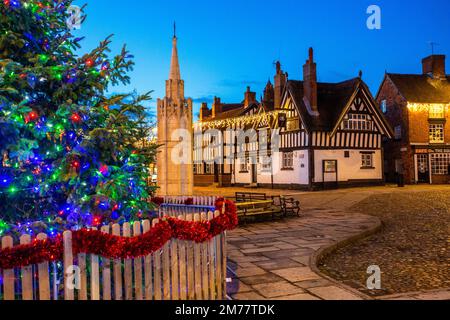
xmin=0 ymin=0 xmax=157 ymax=238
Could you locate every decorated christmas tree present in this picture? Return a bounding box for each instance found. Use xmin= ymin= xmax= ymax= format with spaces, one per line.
xmin=0 ymin=0 xmax=157 ymax=237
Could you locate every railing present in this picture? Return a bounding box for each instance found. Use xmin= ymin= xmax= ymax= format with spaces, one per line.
xmin=0 ymin=202 xmax=232 ymax=301
xmin=159 ymin=196 xmax=219 ymax=218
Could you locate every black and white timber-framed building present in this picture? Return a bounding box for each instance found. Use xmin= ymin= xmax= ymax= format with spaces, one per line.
xmin=193 ymin=48 xmax=394 ymax=189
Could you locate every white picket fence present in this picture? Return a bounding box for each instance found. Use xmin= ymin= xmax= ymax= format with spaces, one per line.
xmin=0 ymin=211 xmax=227 ymax=301
xmin=161 ymin=196 xmax=219 ymax=206
xmin=158 ymin=196 xmax=219 ymax=219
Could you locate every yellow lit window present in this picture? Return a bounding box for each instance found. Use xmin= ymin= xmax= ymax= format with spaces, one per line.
xmin=429 ymin=105 xmax=445 ymax=119
xmin=429 ymin=124 xmax=444 ymax=144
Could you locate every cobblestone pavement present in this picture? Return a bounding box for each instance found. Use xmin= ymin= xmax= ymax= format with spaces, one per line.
xmin=225 ymin=210 xmax=379 ymax=300
xmin=194 ymin=185 xmax=450 ymax=300
xmin=319 ymin=191 xmax=450 ymax=297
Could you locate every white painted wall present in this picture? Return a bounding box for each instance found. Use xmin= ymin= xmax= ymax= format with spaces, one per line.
xmin=313 ymin=149 xmax=383 ymax=183
xmin=272 ymin=150 xmax=310 ymax=185
xmin=233 ymin=158 xmax=252 ymax=184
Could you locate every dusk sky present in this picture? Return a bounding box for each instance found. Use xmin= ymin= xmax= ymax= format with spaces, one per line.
xmin=76 ymin=0 xmax=450 ymax=119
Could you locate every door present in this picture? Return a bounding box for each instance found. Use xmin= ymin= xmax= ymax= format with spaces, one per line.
xmin=251 ymin=164 xmax=257 ymax=184
xmin=214 ymin=163 xmax=219 ymax=183
xmin=417 ymin=154 xmax=429 ymax=183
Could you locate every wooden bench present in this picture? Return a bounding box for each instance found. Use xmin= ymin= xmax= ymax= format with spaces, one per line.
xmin=235 ymin=192 xmax=268 ymax=203
xmin=280 ymin=196 xmax=301 ymax=217
xmin=235 ymin=193 xmax=283 ymax=222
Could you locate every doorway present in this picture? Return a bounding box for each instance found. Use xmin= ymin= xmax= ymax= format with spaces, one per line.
xmin=251 ymin=164 xmax=257 ymax=184
xmin=417 ymin=154 xmax=430 ymax=183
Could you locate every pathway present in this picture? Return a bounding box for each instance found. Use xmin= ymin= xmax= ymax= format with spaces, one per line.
xmin=206 ymin=185 xmax=450 ymax=300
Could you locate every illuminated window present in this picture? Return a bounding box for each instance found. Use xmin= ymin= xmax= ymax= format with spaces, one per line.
xmin=429 ymin=124 xmax=444 ymax=144
xmin=361 ymin=153 xmax=373 ymax=168
xmin=381 ymin=100 xmax=387 ymax=113
xmin=429 ymin=105 xmax=445 ymax=119
xmin=282 ymin=152 xmax=294 ymax=169
xmin=286 ymin=118 xmax=300 ymax=131
xmin=431 ymin=153 xmax=450 ymax=175
xmin=343 ymin=114 xmax=374 ymax=131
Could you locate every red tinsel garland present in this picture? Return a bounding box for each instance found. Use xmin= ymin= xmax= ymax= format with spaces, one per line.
xmin=0 ymin=199 xmax=237 ymax=269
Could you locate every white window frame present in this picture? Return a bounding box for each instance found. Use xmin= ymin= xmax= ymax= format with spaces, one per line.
xmin=343 ymin=114 xmax=374 ymax=131
xmin=431 ymin=153 xmax=450 ymax=175
xmin=361 ymin=153 xmax=374 ymax=168
xmin=260 ymin=156 xmax=272 ymax=172
xmin=282 ymin=152 xmax=294 ymax=170
xmin=429 ymin=124 xmax=444 ymax=144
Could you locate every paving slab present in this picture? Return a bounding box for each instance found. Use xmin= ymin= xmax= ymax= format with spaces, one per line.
xmin=308 ymin=286 xmax=363 ymax=300
xmin=252 ymin=281 xmax=303 ymax=298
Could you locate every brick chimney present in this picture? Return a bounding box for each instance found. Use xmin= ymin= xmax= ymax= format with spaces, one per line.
xmin=274 ymin=61 xmax=287 ymax=109
xmin=212 ymin=97 xmax=222 ymax=118
xmin=263 ymin=79 xmax=274 ymax=105
xmin=244 ymin=86 xmax=256 ymax=107
xmin=422 ymin=55 xmax=446 ymax=79
xmin=303 ymin=48 xmax=318 ymax=116
xmin=199 ymin=102 xmax=210 ymax=121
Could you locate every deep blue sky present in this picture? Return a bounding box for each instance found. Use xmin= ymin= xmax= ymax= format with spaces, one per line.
xmin=76 ymin=0 xmax=450 ymax=118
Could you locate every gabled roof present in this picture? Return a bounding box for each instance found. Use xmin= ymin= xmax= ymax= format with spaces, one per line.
xmin=286 ymin=78 xmax=361 ymax=132
xmin=285 ymin=78 xmax=394 ymax=138
xmin=385 ymin=73 xmax=450 ymax=103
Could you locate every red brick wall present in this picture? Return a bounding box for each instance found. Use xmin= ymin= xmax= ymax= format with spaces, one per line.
xmin=376 ymin=76 xmax=413 ymax=183
xmin=377 ymin=75 xmax=450 ymax=184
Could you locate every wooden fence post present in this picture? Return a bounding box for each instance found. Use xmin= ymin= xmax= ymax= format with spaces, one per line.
xmin=152 ymin=219 xmax=162 ymax=300
xmin=178 ymin=216 xmax=187 ymax=300
xmin=77 ymin=251 xmax=87 ymax=300
xmin=186 ymin=214 xmax=195 ymax=300
xmin=90 ymin=227 xmax=100 ymax=301
xmin=214 ymin=211 xmax=223 ymax=300
xmin=123 ymin=223 xmax=132 ymax=300
xmin=101 ymin=225 xmax=112 ymax=300
xmin=193 ymin=213 xmax=202 ymax=300
xmin=36 ymin=233 xmax=50 ymax=300
xmin=207 ymin=211 xmax=216 ymax=300
xmin=170 ymin=224 xmax=180 ymax=300
xmin=2 ymin=236 xmax=14 ymax=300
xmin=142 ymin=220 xmax=153 ymax=300
xmin=63 ymin=231 xmax=74 ymax=300
xmin=112 ymin=223 xmax=123 ymax=300
xmin=20 ymin=234 xmax=33 ymax=300
xmin=201 ymin=212 xmax=209 ymax=300
xmin=133 ymin=221 xmax=143 ymax=300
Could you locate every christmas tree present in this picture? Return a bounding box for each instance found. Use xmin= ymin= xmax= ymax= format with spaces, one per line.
xmin=0 ymin=0 xmax=157 ymax=237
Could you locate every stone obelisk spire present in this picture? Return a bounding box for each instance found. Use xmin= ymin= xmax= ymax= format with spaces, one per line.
xmin=157 ymin=25 xmax=193 ymax=196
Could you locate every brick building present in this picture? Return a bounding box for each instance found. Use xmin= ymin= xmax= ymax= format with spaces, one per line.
xmin=376 ymin=54 xmax=450 ymax=184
